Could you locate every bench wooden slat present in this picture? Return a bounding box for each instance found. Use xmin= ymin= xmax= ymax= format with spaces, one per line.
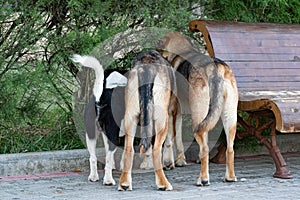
xmin=273 ymin=101 xmax=300 ymax=132
xmin=232 ymin=68 xmax=300 ymax=77
xmin=214 ymin=46 xmax=300 ymax=55
xmin=189 ymin=20 xmax=300 ymax=133
xmin=208 ymin=32 xmax=300 ymax=41
xmin=191 ymin=20 xmax=300 ymax=33
xmin=217 ymin=53 xmax=299 ymax=61
xmin=237 ymin=76 xmax=300 ymax=83
xmin=238 ymin=90 xmax=300 ymax=101
xmin=237 ymin=83 xmax=299 ymax=91
xmin=228 ymin=62 xmax=300 ymax=69
xmin=212 ymin=38 xmax=300 ymax=48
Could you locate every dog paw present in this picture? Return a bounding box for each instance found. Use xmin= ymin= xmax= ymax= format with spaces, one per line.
xmin=118 ymin=172 xmax=132 ymax=191
xmin=118 ymin=183 xmax=132 ymax=191
xmin=103 ymin=176 xmax=116 ymax=186
xmin=175 ymin=159 xmax=187 ymax=167
xmin=163 ymin=162 xmax=175 ymax=171
xmin=224 ymin=176 xmax=237 ymax=182
xmin=88 ymin=173 xmax=99 ymax=182
xmin=157 ymin=182 xmax=173 ymax=191
xmin=196 ymin=178 xmax=210 ymax=186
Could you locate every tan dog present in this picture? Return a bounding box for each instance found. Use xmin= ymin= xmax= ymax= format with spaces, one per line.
xmin=118 ymin=50 xmax=177 ymax=191
xmin=158 ymin=32 xmax=238 ymax=186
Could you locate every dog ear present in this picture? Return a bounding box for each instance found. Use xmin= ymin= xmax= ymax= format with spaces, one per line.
xmin=105 ymin=71 xmax=127 ymax=89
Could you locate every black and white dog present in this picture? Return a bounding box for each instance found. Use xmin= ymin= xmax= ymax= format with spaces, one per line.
xmin=72 ymin=55 xmax=127 ymax=185
xmin=72 ymin=55 xmax=153 ymax=186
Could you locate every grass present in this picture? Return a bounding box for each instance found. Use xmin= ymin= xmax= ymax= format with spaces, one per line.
xmin=0 ymin=123 xmax=85 ymax=154
xmin=0 ymin=111 xmax=265 ymax=154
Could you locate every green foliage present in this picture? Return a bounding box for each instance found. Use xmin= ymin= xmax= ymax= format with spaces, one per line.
xmin=206 ymin=0 xmax=300 ymax=23
xmin=0 ymin=0 xmax=200 ymax=153
xmin=0 ymin=112 xmax=84 ymax=153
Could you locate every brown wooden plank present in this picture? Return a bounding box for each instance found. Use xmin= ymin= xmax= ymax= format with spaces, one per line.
xmin=195 ymin=20 xmax=300 ymax=34
xmin=283 ymin=123 xmax=300 ymax=132
xmin=189 ymin=20 xmax=299 ymax=32
xmin=217 ymin=53 xmax=299 ymax=61
xmin=236 ymin=76 xmax=300 ymax=83
xmin=237 ymin=85 xmax=299 ymax=92
xmin=209 ymin=31 xmax=300 ymax=40
xmin=231 ymin=68 xmax=300 ymax=77
xmin=239 ymin=90 xmax=300 ymax=99
xmin=275 ymin=102 xmax=300 ymax=117
xmin=238 ymin=91 xmax=300 ymax=104
xmin=227 ymin=62 xmax=300 ymax=69
xmin=273 ymin=101 xmax=300 ymax=132
xmin=214 ymin=45 xmax=300 ymax=54
xmin=236 ymin=78 xmax=300 ymax=85
xmin=236 ymin=83 xmax=300 ymax=91
xmin=236 ymin=84 xmax=300 ymax=90
xmin=189 ymin=20 xmax=300 ymax=57
xmin=212 ymin=38 xmax=300 ymax=48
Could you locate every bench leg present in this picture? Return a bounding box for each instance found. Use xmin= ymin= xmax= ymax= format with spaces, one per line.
xmin=269 ymin=130 xmax=292 ymax=179
xmin=211 ymin=111 xmax=292 ymax=179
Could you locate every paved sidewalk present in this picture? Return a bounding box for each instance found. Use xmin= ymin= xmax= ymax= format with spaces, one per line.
xmin=1 ymin=153 xmax=299 ymax=200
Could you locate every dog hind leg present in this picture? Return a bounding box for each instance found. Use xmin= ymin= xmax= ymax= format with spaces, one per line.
xmin=153 ymin=116 xmax=173 ymax=191
xmin=221 ymin=82 xmax=238 ymax=182
xmin=163 ymin=98 xmax=186 ymax=169
xmin=163 ymin=119 xmax=175 ymax=170
xmin=174 ymin=113 xmax=187 ymax=167
xmin=118 ymin=123 xmax=137 ymax=191
xmin=153 ymin=76 xmax=173 ymax=191
xmin=118 ymin=70 xmax=139 ymax=191
xmin=189 ymin=75 xmax=210 ymax=186
xmin=194 ymin=130 xmax=210 ymax=186
xmin=86 ymin=133 xmax=99 ymax=182
xmin=102 ymin=133 xmax=117 ymax=185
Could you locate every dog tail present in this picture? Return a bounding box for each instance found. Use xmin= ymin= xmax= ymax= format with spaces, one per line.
xmin=193 ymin=65 xmax=224 ymax=134
xmin=71 ymin=54 xmax=104 ymax=100
xmin=138 ymin=68 xmax=154 ymax=154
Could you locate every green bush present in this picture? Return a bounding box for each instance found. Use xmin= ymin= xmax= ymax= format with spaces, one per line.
xmin=207 ymin=0 xmax=300 ymax=23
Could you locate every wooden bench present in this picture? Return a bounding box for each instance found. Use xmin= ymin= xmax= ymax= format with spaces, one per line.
xmin=189 ymin=20 xmax=300 ymax=179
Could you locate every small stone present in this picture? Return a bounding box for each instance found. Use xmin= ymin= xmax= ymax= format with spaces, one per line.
xmin=55 ymin=189 xmax=64 ymax=194
xmin=240 ymin=178 xmax=247 ymax=182
xmin=278 ymin=179 xmax=287 ymax=183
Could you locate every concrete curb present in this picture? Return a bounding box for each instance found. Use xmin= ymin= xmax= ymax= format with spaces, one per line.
xmin=0 ymin=148 xmax=146 ymax=177
xmin=0 ymin=149 xmax=91 ymax=176
xmin=1 ymin=134 xmax=299 ymax=177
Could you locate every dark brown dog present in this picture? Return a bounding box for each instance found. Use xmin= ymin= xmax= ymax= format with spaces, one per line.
xmin=158 ymin=32 xmax=238 ymax=186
